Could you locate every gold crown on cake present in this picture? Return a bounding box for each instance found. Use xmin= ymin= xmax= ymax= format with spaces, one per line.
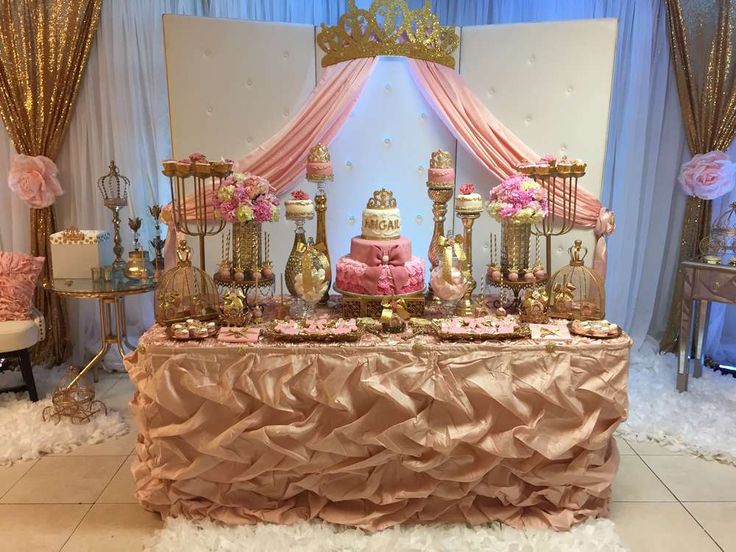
xmin=308 ymin=143 xmax=330 ymax=163
xmin=317 ymin=0 xmax=459 ymax=69
xmin=366 ymin=188 xmax=397 ymax=209
xmin=430 ymin=149 xmax=453 ymax=169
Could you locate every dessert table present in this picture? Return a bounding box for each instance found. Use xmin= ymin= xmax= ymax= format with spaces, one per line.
xmin=126 ymin=318 xmax=630 ymax=532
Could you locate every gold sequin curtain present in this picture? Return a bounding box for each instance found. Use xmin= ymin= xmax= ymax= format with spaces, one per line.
xmin=660 ymin=0 xmax=736 ymax=352
xmin=0 ymin=0 xmax=102 ymax=364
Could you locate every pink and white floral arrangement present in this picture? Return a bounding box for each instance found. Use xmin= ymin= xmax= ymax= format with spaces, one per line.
xmin=487 ymin=174 xmax=548 ymax=223
xmin=213 ymin=172 xmax=279 ymax=224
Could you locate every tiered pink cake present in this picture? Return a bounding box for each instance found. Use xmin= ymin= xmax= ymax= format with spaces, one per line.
xmin=427 ymin=149 xmax=454 ymax=186
xmin=335 ymin=189 xmax=425 ymax=296
xmin=306 ymin=143 xmax=333 ymax=181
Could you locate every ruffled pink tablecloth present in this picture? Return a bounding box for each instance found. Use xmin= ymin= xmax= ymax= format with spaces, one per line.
xmin=126 ymin=325 xmax=630 ymax=532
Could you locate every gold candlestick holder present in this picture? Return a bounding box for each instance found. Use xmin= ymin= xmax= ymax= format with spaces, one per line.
xmin=97 ymin=161 xmax=130 ymax=271
xmin=426 ymin=149 xmax=455 ymax=301
xmin=307 ymin=143 xmax=333 ymax=304
xmin=455 ymin=210 xmax=481 ymax=315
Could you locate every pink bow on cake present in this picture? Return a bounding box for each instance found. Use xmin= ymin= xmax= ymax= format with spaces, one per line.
xmin=363 ymin=244 xmax=409 ymax=295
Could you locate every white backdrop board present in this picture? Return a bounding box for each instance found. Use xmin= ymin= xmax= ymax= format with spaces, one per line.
xmin=163 ymin=15 xmax=617 ymax=286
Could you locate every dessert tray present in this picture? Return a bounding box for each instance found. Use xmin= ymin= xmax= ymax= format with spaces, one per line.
xmin=167 ymin=320 xmax=219 ymax=341
xmin=432 ymin=316 xmax=530 ymax=342
xmin=263 ymin=318 xmax=363 ymax=343
xmin=568 ymin=319 xmax=622 ymax=339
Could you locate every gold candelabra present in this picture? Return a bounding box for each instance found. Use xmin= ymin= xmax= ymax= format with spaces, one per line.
xmin=521 ymin=159 xmax=584 ymax=275
xmin=162 ymin=158 xmax=229 ymax=270
xmin=455 ymin=210 xmax=481 ymax=315
xmin=307 ymin=144 xmax=334 ymax=304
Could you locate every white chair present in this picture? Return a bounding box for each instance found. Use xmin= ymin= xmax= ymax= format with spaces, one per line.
xmin=0 ymin=309 xmax=44 ymax=401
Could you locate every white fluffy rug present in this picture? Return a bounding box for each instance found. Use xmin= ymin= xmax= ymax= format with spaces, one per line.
xmin=146 ymin=518 xmax=627 ymax=552
xmin=0 ymin=365 xmax=128 ymax=464
xmin=618 ymin=338 xmax=736 ymax=465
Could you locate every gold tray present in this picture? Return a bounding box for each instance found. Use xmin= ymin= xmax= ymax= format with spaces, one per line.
xmin=432 ymin=320 xmax=531 ymax=342
xmin=335 ymin=287 xmax=426 ymax=318
xmin=568 ymin=322 xmax=622 ymax=340
xmin=263 ymin=321 xmax=363 ymax=343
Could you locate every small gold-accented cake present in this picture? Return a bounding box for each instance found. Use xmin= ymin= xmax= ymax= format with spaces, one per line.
xmin=427 ymin=149 xmax=454 ymax=186
xmin=455 ymin=183 xmax=483 ymax=213
xmin=362 ymin=188 xmax=401 ymax=240
xmin=284 ymin=190 xmax=315 ymax=220
xmin=306 ymin=143 xmax=333 ymax=182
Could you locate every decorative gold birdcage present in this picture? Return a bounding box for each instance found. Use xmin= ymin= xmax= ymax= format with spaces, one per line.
xmin=547 ymin=240 xmax=605 ymax=320
xmin=155 ymin=240 xmax=220 ymax=325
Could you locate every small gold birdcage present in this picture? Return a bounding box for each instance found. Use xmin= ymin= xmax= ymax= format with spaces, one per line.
xmin=712 ymin=202 xmax=736 ymax=264
xmin=155 ymin=240 xmax=220 ymax=325
xmin=548 ymin=240 xmax=605 ymax=320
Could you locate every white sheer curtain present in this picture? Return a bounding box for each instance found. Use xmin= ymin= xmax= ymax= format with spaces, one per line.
xmin=0 ymin=0 xmax=697 ymax=360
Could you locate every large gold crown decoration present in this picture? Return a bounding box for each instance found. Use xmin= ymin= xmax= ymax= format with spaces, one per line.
xmin=430 ymin=149 xmax=453 ymax=168
xmin=317 ymin=0 xmax=459 ymax=69
xmin=367 ymin=188 xmax=398 ymax=210
xmin=308 ymin=143 xmax=331 ymax=163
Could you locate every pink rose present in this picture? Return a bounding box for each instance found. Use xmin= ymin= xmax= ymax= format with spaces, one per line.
xmin=8 ymin=154 xmax=63 ymax=208
xmin=679 ymin=151 xmax=736 ymax=200
xmin=291 ymin=190 xmax=309 ymax=200
xmin=459 ymin=183 xmax=475 ymax=195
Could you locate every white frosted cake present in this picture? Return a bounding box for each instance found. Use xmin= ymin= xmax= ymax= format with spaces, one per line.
xmin=335 ymin=189 xmax=425 ymax=296
xmin=455 ymin=183 xmax=482 ymax=212
xmin=284 ymin=190 xmax=315 ymax=220
xmin=362 ymin=189 xmax=401 ymax=240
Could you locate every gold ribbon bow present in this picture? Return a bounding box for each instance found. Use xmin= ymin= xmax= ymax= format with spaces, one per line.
xmin=295 ymin=242 xmax=329 ymax=295
xmin=437 ymin=234 xmax=467 ymax=282
xmin=553 ymin=282 xmax=576 ymax=303
xmin=380 ymin=297 xmax=411 ymax=325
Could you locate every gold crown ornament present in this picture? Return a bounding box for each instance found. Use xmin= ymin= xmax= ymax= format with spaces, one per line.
xmin=61 ymin=226 xmax=86 ymax=243
xmin=366 ymin=188 xmax=398 ymax=210
xmin=308 ymin=143 xmax=331 ymax=163
xmin=430 ymin=149 xmax=453 ymax=169
xmin=317 ymin=0 xmax=459 ymax=69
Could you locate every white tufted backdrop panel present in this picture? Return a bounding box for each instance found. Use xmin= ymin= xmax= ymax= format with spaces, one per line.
xmin=164 ymin=16 xmax=616 ymax=285
xmin=456 ymin=19 xmax=617 ymax=278
xmin=163 ymin=15 xmax=317 ymax=271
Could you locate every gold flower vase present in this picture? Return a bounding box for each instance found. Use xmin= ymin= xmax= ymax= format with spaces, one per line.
xmin=502 ymin=220 xmax=531 ymax=272
xmin=232 ymin=221 xmax=262 ymax=278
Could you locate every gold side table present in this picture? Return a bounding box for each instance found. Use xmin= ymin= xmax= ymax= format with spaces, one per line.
xmin=44 ymin=277 xmax=155 ymax=386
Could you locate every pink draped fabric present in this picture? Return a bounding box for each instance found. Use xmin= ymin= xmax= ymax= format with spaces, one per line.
xmin=161 ymin=58 xmax=377 ymax=267
xmin=127 ymin=324 xmax=630 ymax=532
xmin=407 ymin=59 xmax=613 ymax=278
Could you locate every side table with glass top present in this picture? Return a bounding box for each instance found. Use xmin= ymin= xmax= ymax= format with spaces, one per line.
xmin=44 ymin=277 xmax=155 ymax=385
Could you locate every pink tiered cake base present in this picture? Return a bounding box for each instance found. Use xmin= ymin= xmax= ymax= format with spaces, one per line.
xmin=335 ymin=236 xmax=425 ymax=295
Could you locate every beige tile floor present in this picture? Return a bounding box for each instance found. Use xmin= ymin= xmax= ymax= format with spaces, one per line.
xmin=1 ymin=371 xmax=735 ymax=551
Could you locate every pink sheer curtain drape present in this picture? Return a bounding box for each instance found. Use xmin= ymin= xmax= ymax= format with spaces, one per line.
xmin=407 ymin=59 xmax=613 ymax=277
xmin=162 ymin=58 xmax=377 ymax=266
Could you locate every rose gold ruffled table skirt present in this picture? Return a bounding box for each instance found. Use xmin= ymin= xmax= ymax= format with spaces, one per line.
xmin=125 ymin=325 xmax=630 ymax=532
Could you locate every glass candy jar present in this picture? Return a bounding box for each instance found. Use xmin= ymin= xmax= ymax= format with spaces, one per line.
xmin=155 ymin=240 xmax=221 ymax=325
xmin=547 ymin=240 xmax=605 ymax=320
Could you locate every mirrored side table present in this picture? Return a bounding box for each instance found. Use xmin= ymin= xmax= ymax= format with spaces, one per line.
xmin=44 ymin=276 xmax=155 ymax=384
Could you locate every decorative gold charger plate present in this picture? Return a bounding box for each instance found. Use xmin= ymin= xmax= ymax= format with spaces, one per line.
xmin=568 ymin=322 xmax=622 ymax=340
xmin=263 ymin=321 xmax=363 ymax=343
xmin=432 ymin=320 xmax=531 ymax=342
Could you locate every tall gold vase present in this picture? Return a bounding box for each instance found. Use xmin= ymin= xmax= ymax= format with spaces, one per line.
xmin=502 ymin=220 xmax=531 ymax=271
xmin=232 ymin=221 xmax=262 ymax=275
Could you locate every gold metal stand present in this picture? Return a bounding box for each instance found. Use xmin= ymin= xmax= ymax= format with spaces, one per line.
xmin=455 ymin=210 xmax=481 ymax=315
xmin=314 ymin=183 xmax=331 ymax=303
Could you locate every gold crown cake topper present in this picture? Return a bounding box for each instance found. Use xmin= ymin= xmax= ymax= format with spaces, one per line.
xmin=367 ymin=188 xmax=397 ymax=210
xmin=61 ymin=226 xmax=85 ymax=242
xmin=430 ymin=149 xmax=453 ymax=168
xmin=308 ymin=143 xmax=330 ymax=163
xmin=317 ymin=0 xmax=459 ymax=69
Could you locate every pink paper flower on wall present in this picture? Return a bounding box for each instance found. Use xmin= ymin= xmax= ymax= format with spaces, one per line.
xmin=8 ymin=154 xmax=63 ymax=209
xmin=679 ymin=151 xmax=736 ymax=200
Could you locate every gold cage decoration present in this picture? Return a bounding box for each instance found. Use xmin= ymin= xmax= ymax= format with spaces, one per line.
xmin=155 ymin=240 xmax=221 ymax=326
xmin=711 ymin=202 xmax=736 ymax=263
xmin=547 ymin=240 xmax=605 ymax=320
xmin=316 ymin=0 xmax=459 ymax=69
